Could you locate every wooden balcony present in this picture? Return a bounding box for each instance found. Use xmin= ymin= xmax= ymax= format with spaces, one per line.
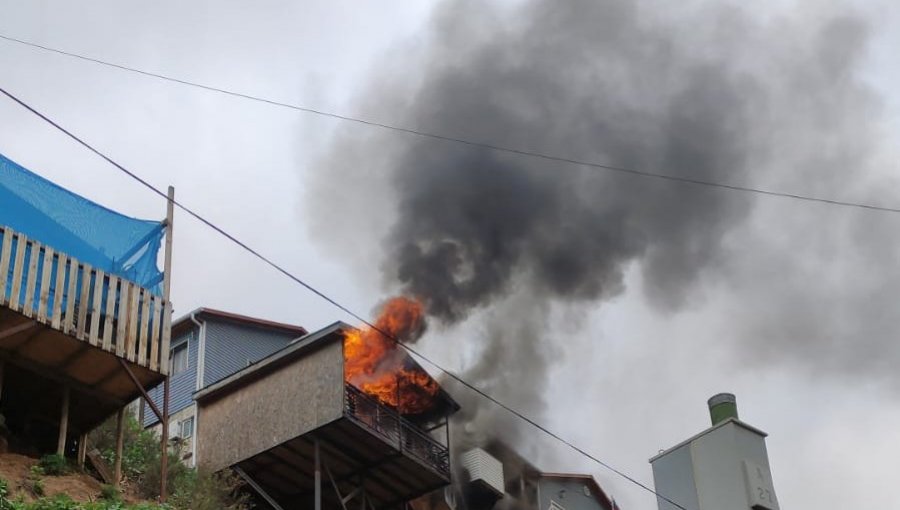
xmin=0 ymin=224 xmax=172 ymax=438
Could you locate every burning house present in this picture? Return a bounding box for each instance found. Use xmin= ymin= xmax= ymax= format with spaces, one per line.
xmin=193 ymin=298 xmax=459 ymax=509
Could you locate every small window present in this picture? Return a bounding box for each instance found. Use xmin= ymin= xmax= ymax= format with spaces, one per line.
xmin=170 ymin=343 xmax=188 ymax=375
xmin=179 ymin=416 xmax=194 ymax=439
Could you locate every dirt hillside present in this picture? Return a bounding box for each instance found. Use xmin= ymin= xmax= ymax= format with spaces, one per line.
xmin=0 ymin=453 xmax=102 ymax=502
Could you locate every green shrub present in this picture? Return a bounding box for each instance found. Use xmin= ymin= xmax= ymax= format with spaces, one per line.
xmin=37 ymin=455 xmax=69 ymax=476
xmin=168 ymin=469 xmax=249 ymax=510
xmin=25 ymin=467 xmax=44 ymax=497
xmin=97 ymin=485 xmax=119 ymax=503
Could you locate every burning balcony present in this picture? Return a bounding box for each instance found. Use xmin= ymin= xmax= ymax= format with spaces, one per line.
xmin=195 ymin=321 xmax=459 ymax=510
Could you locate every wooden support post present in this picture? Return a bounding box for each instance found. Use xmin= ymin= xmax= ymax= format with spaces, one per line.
xmin=77 ymin=433 xmax=87 ymax=469
xmin=0 ymin=360 xmax=4 ymax=403
xmin=163 ymin=186 xmax=174 ymax=303
xmin=57 ymin=387 xmax=70 ymax=455
xmin=160 ymin=376 xmax=170 ymax=503
xmin=315 ymin=440 xmax=321 ymax=510
xmin=114 ymin=409 xmax=125 ymax=487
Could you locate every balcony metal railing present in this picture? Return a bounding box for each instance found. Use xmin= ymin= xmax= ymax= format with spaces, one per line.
xmin=344 ymin=383 xmax=451 ymax=478
xmin=0 ymin=225 xmax=172 ymax=374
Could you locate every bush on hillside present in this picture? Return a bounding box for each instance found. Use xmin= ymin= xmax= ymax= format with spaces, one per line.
xmin=37 ymin=455 xmax=69 ymax=476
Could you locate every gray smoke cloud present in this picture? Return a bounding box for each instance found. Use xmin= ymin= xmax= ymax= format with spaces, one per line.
xmin=307 ymin=0 xmax=887 ymax=466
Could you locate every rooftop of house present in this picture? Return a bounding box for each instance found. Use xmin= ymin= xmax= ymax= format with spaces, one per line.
xmin=171 ymin=307 xmax=308 ymax=337
xmin=539 ymin=472 xmax=615 ymax=508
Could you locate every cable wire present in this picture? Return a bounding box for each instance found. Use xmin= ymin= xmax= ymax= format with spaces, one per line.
xmin=1 ymin=84 xmax=690 ymax=510
xmin=1 ymin=32 xmax=899 ymax=215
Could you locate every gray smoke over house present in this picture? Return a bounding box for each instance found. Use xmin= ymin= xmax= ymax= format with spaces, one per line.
xmin=308 ymin=0 xmax=887 ymax=451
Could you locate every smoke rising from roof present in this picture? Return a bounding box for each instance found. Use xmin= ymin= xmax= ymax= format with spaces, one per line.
xmin=308 ymin=0 xmax=887 ymax=455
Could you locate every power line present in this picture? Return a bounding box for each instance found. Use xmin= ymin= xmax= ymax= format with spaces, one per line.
xmin=1 ymin=84 xmax=690 ymax=510
xmin=2 ymin=32 xmax=899 ymax=215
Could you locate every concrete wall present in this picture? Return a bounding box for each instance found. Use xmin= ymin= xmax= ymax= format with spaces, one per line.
xmin=196 ymin=338 xmax=345 ymax=472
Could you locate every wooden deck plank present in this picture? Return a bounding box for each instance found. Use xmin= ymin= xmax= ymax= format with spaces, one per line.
xmin=37 ymin=247 xmax=54 ymax=323
xmin=126 ymin=283 xmax=139 ymax=363
xmin=89 ymin=269 xmax=105 ymax=346
xmin=8 ymin=233 xmax=26 ymax=313
xmin=137 ymin=289 xmax=150 ymax=367
xmin=160 ymin=300 xmax=172 ymax=376
xmin=149 ymin=295 xmax=161 ymax=372
xmin=102 ymin=276 xmax=118 ymax=352
xmin=0 ymin=228 xmax=12 ymax=307
xmin=51 ymin=254 xmax=67 ymax=329
xmin=63 ymin=258 xmax=78 ymax=335
xmin=76 ymin=263 xmax=92 ymax=341
xmin=115 ymin=282 xmax=130 ymax=358
xmin=22 ymin=241 xmax=39 ymax=318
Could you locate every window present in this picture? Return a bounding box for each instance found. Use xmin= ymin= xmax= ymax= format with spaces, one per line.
xmin=179 ymin=416 xmax=194 ymax=439
xmin=170 ymin=342 xmax=188 ymax=375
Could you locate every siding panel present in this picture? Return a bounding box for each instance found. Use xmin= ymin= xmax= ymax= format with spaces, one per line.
xmin=143 ymin=327 xmax=197 ymax=427
xmin=202 ymin=321 xmax=297 ymax=388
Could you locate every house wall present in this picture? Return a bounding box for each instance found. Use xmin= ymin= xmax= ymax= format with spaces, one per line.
xmin=202 ymin=321 xmax=298 ymax=387
xmin=196 ymin=338 xmax=345 ymax=472
xmin=143 ymin=327 xmax=198 ymax=428
xmin=538 ymin=479 xmax=612 ymax=510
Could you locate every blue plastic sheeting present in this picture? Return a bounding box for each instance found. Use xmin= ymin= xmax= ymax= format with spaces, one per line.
xmin=0 ymin=152 xmax=165 ymax=295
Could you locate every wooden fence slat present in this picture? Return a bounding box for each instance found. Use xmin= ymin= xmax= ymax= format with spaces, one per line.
xmin=89 ymin=270 xmax=105 ymax=346
xmin=52 ymin=254 xmax=68 ymax=330
xmin=160 ymin=300 xmax=172 ymax=376
xmin=37 ymin=247 xmax=54 ymax=323
xmin=8 ymin=233 xmax=26 ymax=312
xmin=22 ymin=241 xmax=40 ymax=318
xmin=126 ymin=283 xmax=140 ymax=362
xmin=63 ymin=259 xmax=78 ymax=334
xmin=102 ymin=276 xmax=118 ymax=352
xmin=149 ymin=296 xmax=161 ymax=372
xmin=0 ymin=228 xmax=12 ymax=307
xmin=137 ymin=290 xmax=151 ymax=367
xmin=76 ymin=264 xmax=92 ymax=341
xmin=115 ymin=283 xmax=130 ymax=358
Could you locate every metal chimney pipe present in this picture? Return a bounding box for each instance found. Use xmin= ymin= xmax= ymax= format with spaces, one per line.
xmin=708 ymin=393 xmax=738 ymax=426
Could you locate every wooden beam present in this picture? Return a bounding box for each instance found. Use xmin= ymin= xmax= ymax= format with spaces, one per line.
xmin=114 ymin=409 xmax=125 ymax=487
xmin=0 ymin=320 xmax=37 ymax=341
xmin=234 ymin=466 xmax=287 ymax=510
xmin=117 ymin=358 xmax=163 ymax=422
xmin=77 ymin=433 xmax=87 ymax=469
xmin=163 ymin=186 xmax=174 ymax=304
xmin=57 ymin=387 xmax=70 ymax=455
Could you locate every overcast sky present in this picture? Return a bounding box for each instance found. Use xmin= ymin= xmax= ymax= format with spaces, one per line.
xmin=2 ymin=1 xmax=900 ymax=509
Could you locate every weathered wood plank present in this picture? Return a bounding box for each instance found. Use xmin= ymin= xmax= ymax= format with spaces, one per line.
xmin=22 ymin=241 xmax=40 ymax=318
xmin=76 ymin=263 xmax=92 ymax=341
xmin=89 ymin=269 xmax=105 ymax=346
xmin=149 ymin=296 xmax=161 ymax=372
xmin=51 ymin=254 xmax=68 ymax=329
xmin=102 ymin=276 xmax=118 ymax=352
xmin=160 ymin=300 xmax=172 ymax=376
xmin=137 ymin=290 xmax=151 ymax=367
xmin=126 ymin=283 xmax=140 ymax=363
xmin=0 ymin=228 xmax=12 ymax=307
xmin=63 ymin=259 xmax=78 ymax=335
xmin=115 ymin=282 xmax=130 ymax=358
xmin=37 ymin=247 xmax=54 ymax=323
xmin=8 ymin=233 xmax=26 ymax=312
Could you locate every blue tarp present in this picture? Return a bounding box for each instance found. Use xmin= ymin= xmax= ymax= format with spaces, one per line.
xmin=0 ymin=152 xmax=165 ymax=294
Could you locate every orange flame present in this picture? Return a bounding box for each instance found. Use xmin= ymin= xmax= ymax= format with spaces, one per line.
xmin=343 ymin=296 xmax=440 ymax=414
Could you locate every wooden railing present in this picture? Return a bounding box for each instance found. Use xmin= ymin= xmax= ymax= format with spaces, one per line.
xmin=0 ymin=225 xmax=171 ymax=375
